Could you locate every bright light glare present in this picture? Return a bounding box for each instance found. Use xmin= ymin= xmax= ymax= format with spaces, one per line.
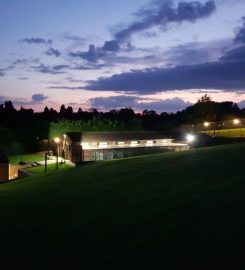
xmin=203 ymin=122 xmax=210 ymax=127
xmin=233 ymin=119 xmax=240 ymax=125
xmin=186 ymin=134 xmax=195 ymax=143
xmin=54 ymin=137 xmax=60 ymax=143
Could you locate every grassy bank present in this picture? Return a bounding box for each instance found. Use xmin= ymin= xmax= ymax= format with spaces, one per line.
xmin=1 ymin=144 xmax=245 ymax=269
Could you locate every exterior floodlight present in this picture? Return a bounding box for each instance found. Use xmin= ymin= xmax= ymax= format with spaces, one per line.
xmin=186 ymin=134 xmax=195 ymax=143
xmin=203 ymin=122 xmax=210 ymax=127
xmin=233 ymin=119 xmax=240 ymax=125
xmin=54 ymin=137 xmax=60 ymax=143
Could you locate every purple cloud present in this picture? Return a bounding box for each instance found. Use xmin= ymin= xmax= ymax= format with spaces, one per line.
xmin=20 ymin=37 xmax=52 ymax=45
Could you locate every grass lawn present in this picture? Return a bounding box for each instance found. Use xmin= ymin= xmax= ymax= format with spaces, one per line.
xmin=26 ymin=163 xmax=71 ymax=175
xmin=1 ymin=144 xmax=245 ymax=269
xmin=8 ymin=153 xmax=45 ymax=164
xmin=201 ymin=127 xmax=245 ymax=137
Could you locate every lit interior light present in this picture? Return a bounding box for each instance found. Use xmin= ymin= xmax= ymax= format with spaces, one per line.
xmin=99 ymin=142 xmax=108 ymax=148
xmin=146 ymin=140 xmax=153 ymax=146
xmin=131 ymin=141 xmax=138 ymax=146
xmin=117 ymin=142 xmax=125 ymax=146
xmin=203 ymin=122 xmax=210 ymax=127
xmin=81 ymin=142 xmax=90 ymax=149
xmin=186 ymin=134 xmax=195 ymax=143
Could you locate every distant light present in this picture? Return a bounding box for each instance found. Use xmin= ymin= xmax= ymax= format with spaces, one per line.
xmin=54 ymin=137 xmax=60 ymax=143
xmin=233 ymin=119 xmax=240 ymax=125
xmin=186 ymin=134 xmax=195 ymax=143
xmin=203 ymin=122 xmax=210 ymax=127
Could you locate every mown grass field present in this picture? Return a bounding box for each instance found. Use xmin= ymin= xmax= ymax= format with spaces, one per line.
xmin=201 ymin=127 xmax=244 ymax=137
xmin=1 ymin=144 xmax=245 ymax=269
xmin=26 ymin=163 xmax=71 ymax=175
xmin=8 ymin=153 xmax=44 ymax=164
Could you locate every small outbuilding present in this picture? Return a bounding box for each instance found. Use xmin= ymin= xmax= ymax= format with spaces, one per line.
xmin=55 ymin=131 xmax=188 ymax=164
xmin=0 ymin=153 xmax=9 ymax=183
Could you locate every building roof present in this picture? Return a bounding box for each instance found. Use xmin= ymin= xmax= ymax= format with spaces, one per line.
xmin=0 ymin=152 xmax=9 ymax=163
xmin=66 ymin=131 xmax=167 ymax=142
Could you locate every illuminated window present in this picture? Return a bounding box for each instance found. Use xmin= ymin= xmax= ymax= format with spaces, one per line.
xmin=99 ymin=142 xmax=108 ymax=148
xmin=81 ymin=142 xmax=90 ymax=149
xmin=146 ymin=140 xmax=153 ymax=146
xmin=131 ymin=141 xmax=138 ymax=146
xmin=117 ymin=142 xmax=125 ymax=146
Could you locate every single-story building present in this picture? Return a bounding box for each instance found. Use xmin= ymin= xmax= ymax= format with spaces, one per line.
xmin=54 ymin=131 xmax=188 ymax=164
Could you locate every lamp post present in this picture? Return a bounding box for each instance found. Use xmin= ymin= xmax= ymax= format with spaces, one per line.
xmin=233 ymin=119 xmax=242 ymax=137
xmin=203 ymin=122 xmax=210 ymax=135
xmin=54 ymin=137 xmax=60 ymax=170
xmin=186 ymin=134 xmax=195 ymax=149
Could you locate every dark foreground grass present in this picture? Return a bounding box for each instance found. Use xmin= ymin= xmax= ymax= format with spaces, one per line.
xmin=1 ymin=144 xmax=245 ymax=269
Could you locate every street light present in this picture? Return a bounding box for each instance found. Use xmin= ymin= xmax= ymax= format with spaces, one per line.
xmin=186 ymin=134 xmax=195 ymax=143
xmin=233 ymin=119 xmax=240 ymax=125
xmin=233 ymin=119 xmax=243 ymax=137
xmin=203 ymin=122 xmax=210 ymax=128
xmin=54 ymin=137 xmax=60 ymax=170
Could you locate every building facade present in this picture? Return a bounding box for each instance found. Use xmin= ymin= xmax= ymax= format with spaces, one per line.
xmin=55 ymin=131 xmax=188 ymax=164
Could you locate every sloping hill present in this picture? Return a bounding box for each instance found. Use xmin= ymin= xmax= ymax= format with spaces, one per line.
xmin=1 ymin=144 xmax=245 ymax=269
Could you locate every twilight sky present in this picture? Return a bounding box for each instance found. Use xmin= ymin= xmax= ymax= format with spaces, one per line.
xmin=1 ymin=0 xmax=245 ymax=112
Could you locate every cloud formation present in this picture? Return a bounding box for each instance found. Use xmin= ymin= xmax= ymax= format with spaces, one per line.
xmin=32 ymin=94 xmax=48 ymax=102
xmin=0 ymin=69 xmax=5 ymax=76
xmin=114 ymin=0 xmax=216 ymax=41
xmin=234 ymin=17 xmax=245 ymax=43
xmin=32 ymin=64 xmax=69 ymax=74
xmin=59 ymin=33 xmax=86 ymax=42
xmin=69 ymin=0 xmax=216 ymax=63
xmin=20 ymin=37 xmax=52 ymax=45
xmin=89 ymin=95 xmax=192 ymax=112
xmin=85 ymin=59 xmax=245 ymax=94
xmin=45 ymin=47 xmax=62 ymax=57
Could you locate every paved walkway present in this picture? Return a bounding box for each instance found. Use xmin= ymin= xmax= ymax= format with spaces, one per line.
xmin=38 ymin=157 xmax=76 ymax=167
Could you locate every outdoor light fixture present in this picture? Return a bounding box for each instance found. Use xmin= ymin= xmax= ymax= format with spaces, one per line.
xmin=233 ymin=119 xmax=240 ymax=125
xmin=203 ymin=122 xmax=210 ymax=127
xmin=54 ymin=137 xmax=60 ymax=143
xmin=186 ymin=134 xmax=195 ymax=143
